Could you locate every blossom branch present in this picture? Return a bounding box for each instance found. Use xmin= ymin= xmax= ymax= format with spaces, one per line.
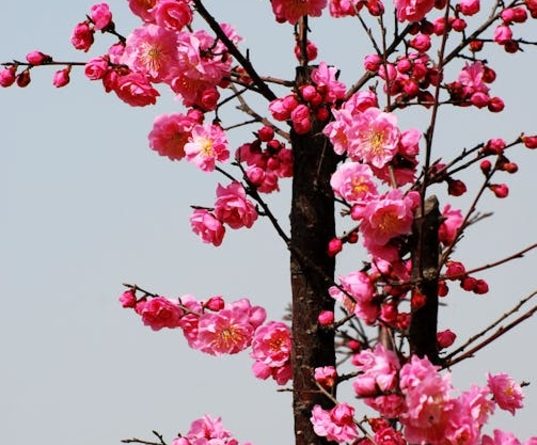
xmin=122 ymin=430 xmax=168 ymax=445
xmin=192 ymin=0 xmax=276 ymax=101
xmin=443 ymin=290 xmax=537 ymax=364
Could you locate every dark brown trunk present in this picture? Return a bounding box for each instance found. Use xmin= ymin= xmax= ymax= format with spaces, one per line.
xmin=409 ymin=195 xmax=441 ymax=364
xmin=290 ymin=67 xmax=339 ymax=445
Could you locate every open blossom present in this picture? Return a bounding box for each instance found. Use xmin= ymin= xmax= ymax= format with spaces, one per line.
xmin=311 ymin=62 xmax=346 ymax=103
xmin=148 ymin=112 xmax=197 ymax=160
xmin=331 ymin=162 xmax=378 ymax=204
xmin=197 ymin=308 xmax=252 ymax=355
xmin=153 ymin=0 xmax=192 ymax=31
xmin=135 ymin=296 xmax=183 ymax=331
xmin=270 ymin=0 xmax=327 ymax=24
xmin=311 ymin=403 xmax=358 ymax=443
xmin=355 ymin=190 xmax=419 ymax=247
xmin=482 ymin=430 xmax=537 ymax=445
xmin=439 ymin=204 xmax=463 ymax=245
xmin=114 ymin=72 xmax=159 ymax=106
xmin=347 ymin=108 xmax=400 ymax=168
xmin=395 ymin=0 xmax=435 ymax=22
xmin=487 ymin=373 xmax=524 ymax=415
xmin=172 ymin=415 xmax=248 ymax=445
xmin=400 ymin=355 xmax=454 ymax=444
xmin=315 ymin=366 xmax=337 ymax=388
xmin=121 ymin=24 xmax=179 ymax=82
xmin=352 ymin=344 xmax=400 ymax=397
xmin=459 ymin=62 xmax=490 ymax=97
xmin=214 ymin=182 xmax=258 ymax=229
xmin=184 ymin=123 xmax=229 ymax=172
xmin=190 ymin=209 xmax=226 ymax=246
xmin=251 ymin=321 xmax=292 ymax=385
xmin=329 ymin=270 xmax=378 ymax=324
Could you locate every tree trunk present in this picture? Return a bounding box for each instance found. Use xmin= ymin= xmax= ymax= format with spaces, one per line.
xmin=289 ymin=67 xmax=339 ymax=445
xmin=409 ymin=195 xmax=441 ymax=364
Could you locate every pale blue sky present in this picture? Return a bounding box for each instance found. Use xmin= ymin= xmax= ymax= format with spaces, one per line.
xmin=1 ymin=1 xmax=536 ymax=444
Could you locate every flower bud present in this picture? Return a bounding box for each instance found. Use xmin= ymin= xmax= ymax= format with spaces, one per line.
xmin=522 ymin=135 xmax=537 ymax=149
xmin=257 ymin=126 xmax=274 ymax=142
xmin=437 ymin=329 xmax=457 ymax=349
xmin=489 ymin=183 xmax=509 ymax=198
xmin=16 ymin=69 xmax=31 ymax=87
xmin=119 ymin=289 xmax=137 ymax=308
xmin=327 ymin=238 xmax=343 ymax=257
xmin=0 ymin=66 xmax=17 ymax=87
xmin=26 ymin=50 xmax=52 ymax=65
xmin=53 ymin=67 xmax=71 ymax=87
xmin=318 ymin=310 xmax=334 ymax=326
xmin=473 ymin=279 xmax=489 ymax=294
xmin=447 ymin=179 xmax=467 ymax=196
xmin=205 ymin=296 xmax=225 ymax=311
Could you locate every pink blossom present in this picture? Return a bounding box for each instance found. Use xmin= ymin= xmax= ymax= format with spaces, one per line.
xmin=121 ymin=25 xmax=179 ymax=83
xmin=487 ymin=373 xmax=524 ymax=415
xmin=494 ymin=25 xmax=513 ymax=45
xmin=119 ymin=289 xmax=137 ymax=308
xmin=311 ymin=62 xmax=346 ymax=103
xmin=84 ymin=57 xmax=109 ymax=80
xmin=357 ymin=190 xmax=419 ymax=247
xmin=197 ymin=305 xmax=256 ymax=355
xmin=26 ymin=51 xmax=51 ymax=65
xmin=395 ymin=0 xmax=435 ymax=22
xmin=352 ymin=344 xmax=400 ymax=397
xmin=330 ymin=162 xmax=378 ymax=205
xmin=311 ymin=403 xmax=358 ymax=443
xmin=459 ymin=0 xmax=480 ymax=16
xmin=459 ymin=62 xmax=490 ymax=96
xmin=190 ymin=209 xmax=226 ymax=246
xmin=375 ymin=426 xmax=406 ymax=445
xmin=177 ymin=415 xmax=245 ymax=445
xmin=329 ymin=270 xmax=378 ymax=324
xmin=399 ymin=355 xmax=454 ymax=444
xmin=347 ymin=107 xmax=400 ymax=168
xmin=365 ymin=394 xmax=406 ymax=418
xmin=135 ymin=296 xmax=183 ymax=331
xmin=128 ymin=0 xmax=157 ymax=22
xmin=153 ymin=0 xmax=192 ymax=31
xmin=290 ymin=104 xmax=312 ymax=134
xmin=176 ymin=294 xmax=203 ymax=349
xmin=251 ymin=321 xmax=292 ymax=384
xmin=114 ymin=72 xmax=159 ymax=107
xmin=482 ymin=430 xmax=522 ymax=445
xmin=52 ymin=68 xmax=70 ymax=88
xmin=314 ymin=366 xmax=337 ymax=388
xmin=184 ymin=124 xmax=229 ymax=172
xmin=0 ymin=67 xmax=16 ymax=87
xmin=214 ymin=182 xmax=258 ymax=229
xmin=344 ymin=90 xmax=379 ymax=114
xmin=329 ymin=0 xmax=358 ymax=17
xmin=71 ymin=21 xmax=94 ymax=52
xmin=437 ymin=329 xmax=457 ymax=349
xmin=270 ymin=0 xmax=327 ymax=25
xmin=323 ymin=109 xmax=353 ymax=155
xmin=90 ymin=3 xmax=113 ymax=30
xmin=148 ymin=112 xmax=196 ymax=161
xmin=108 ymin=42 xmax=125 ymax=64
xmin=439 ymin=204 xmax=463 ymax=245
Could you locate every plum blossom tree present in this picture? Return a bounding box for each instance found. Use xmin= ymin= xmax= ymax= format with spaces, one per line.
xmin=2 ymin=1 xmax=537 ymax=445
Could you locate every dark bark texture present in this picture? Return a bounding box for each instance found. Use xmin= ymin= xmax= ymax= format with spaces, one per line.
xmin=410 ymin=195 xmax=441 ymax=364
xmin=290 ymin=67 xmax=339 ymax=445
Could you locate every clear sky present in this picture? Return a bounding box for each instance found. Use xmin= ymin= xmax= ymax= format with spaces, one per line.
xmin=1 ymin=1 xmax=536 ymax=444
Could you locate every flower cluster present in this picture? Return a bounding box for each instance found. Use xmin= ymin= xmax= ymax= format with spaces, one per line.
xmin=171 ymin=415 xmax=252 ymax=445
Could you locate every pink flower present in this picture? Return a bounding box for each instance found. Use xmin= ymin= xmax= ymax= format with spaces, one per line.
xmin=439 ymin=204 xmax=463 ymax=245
xmin=153 ymin=0 xmax=192 ymax=31
xmin=329 ymin=270 xmax=378 ymax=324
xmin=71 ymin=21 xmax=94 ymax=52
xmin=330 ymin=162 xmax=378 ymax=205
xmin=197 ymin=306 xmax=255 ymax=355
xmin=365 ymin=394 xmax=406 ymax=418
xmin=329 ymin=0 xmax=358 ymax=17
xmin=177 ymin=415 xmax=245 ymax=445
xmin=128 ymin=0 xmax=157 ymax=22
xmin=323 ymin=109 xmax=353 ymax=155
xmin=121 ymin=24 xmax=179 ymax=83
xmin=458 ymin=62 xmax=490 ymax=96
xmin=135 ymin=296 xmax=183 ymax=331
xmin=270 ymin=0 xmax=327 ymax=24
xmin=184 ymin=124 xmax=229 ymax=172
xmin=395 ymin=0 xmax=435 ymax=22
xmin=347 ymin=107 xmax=400 ymax=168
xmin=352 ymin=344 xmax=400 ymax=397
xmin=90 ymin=3 xmax=113 ymax=30
xmin=0 ymin=67 xmax=17 ymax=87
xmin=314 ymin=366 xmax=337 ymax=388
xmin=214 ymin=182 xmax=258 ymax=229
xmin=148 ymin=112 xmax=196 ymax=161
xmin=84 ymin=57 xmax=109 ymax=80
xmin=459 ymin=0 xmax=480 ymax=16
xmin=311 ymin=62 xmax=346 ymax=103
xmin=375 ymin=426 xmax=406 ymax=445
xmin=52 ymin=68 xmax=70 ymax=88
xmin=251 ymin=321 xmax=292 ymax=384
xmin=487 ymin=373 xmax=524 ymax=415
xmin=311 ymin=403 xmax=358 ymax=443
xmin=494 ymin=25 xmax=513 ymax=45
xmin=119 ymin=289 xmax=137 ymax=308
xmin=190 ymin=209 xmax=226 ymax=246
xmin=26 ymin=51 xmax=51 ymax=65
xmin=399 ymin=355 xmax=454 ymax=444
xmin=357 ymin=189 xmax=419 ymax=247
xmin=114 ymin=72 xmax=159 ymax=107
